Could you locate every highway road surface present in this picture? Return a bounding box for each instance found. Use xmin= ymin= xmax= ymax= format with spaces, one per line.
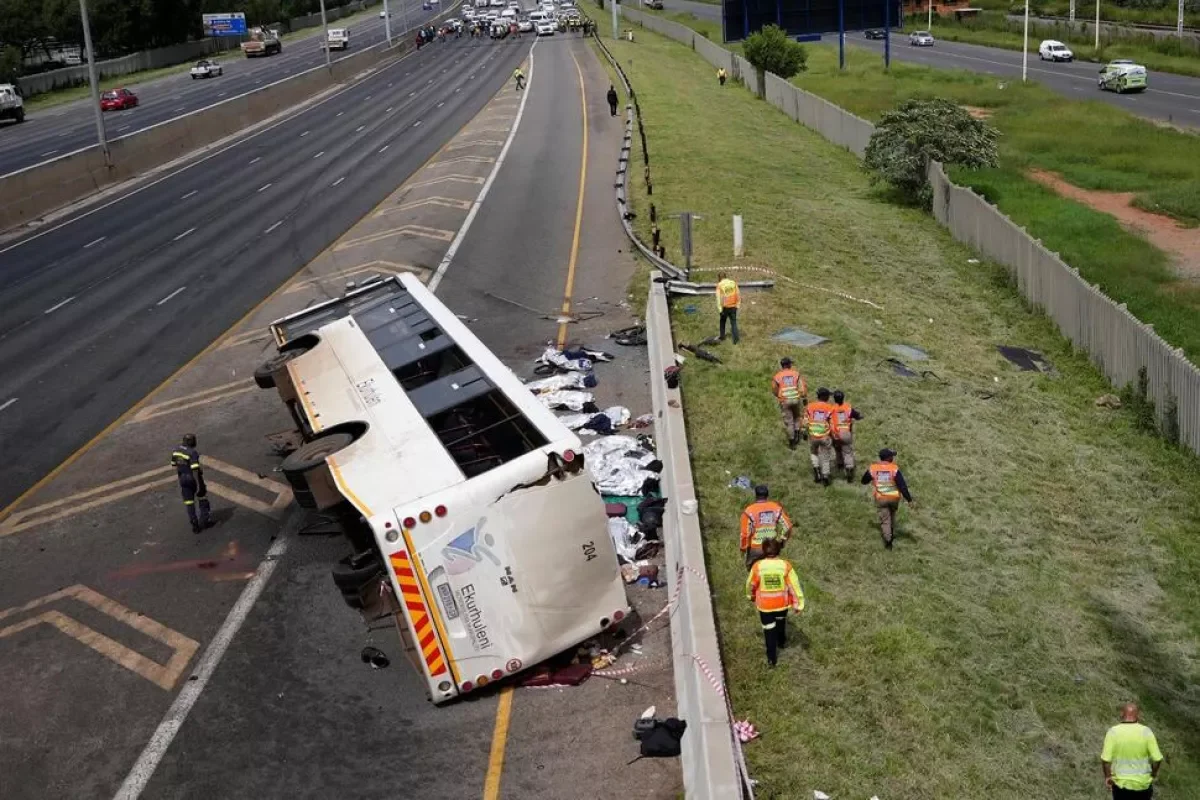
xmin=657 ymin=0 xmax=1200 ymax=125
xmin=0 ymin=0 xmax=444 ymax=176
xmin=0 ymin=35 xmax=521 ymax=510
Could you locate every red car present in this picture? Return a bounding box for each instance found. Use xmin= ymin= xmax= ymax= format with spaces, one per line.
xmin=100 ymin=88 xmax=138 ymax=111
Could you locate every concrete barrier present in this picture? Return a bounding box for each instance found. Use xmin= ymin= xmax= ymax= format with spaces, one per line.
xmin=0 ymin=5 xmax=447 ymax=234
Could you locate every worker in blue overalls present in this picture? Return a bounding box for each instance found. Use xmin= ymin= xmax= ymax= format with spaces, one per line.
xmin=171 ymin=433 xmax=212 ymax=533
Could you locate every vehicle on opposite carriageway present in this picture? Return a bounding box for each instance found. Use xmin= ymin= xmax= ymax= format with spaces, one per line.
xmin=0 ymin=83 xmax=25 ymax=124
xmin=100 ymin=87 xmax=138 ymax=111
xmin=241 ymin=27 xmax=283 ymax=57
xmin=190 ymin=59 xmax=224 ymax=79
xmin=254 ymin=274 xmax=629 ymax=705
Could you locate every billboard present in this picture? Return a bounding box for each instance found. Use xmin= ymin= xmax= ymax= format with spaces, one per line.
xmin=722 ymin=0 xmax=904 ymax=42
xmin=202 ymin=12 xmax=249 ymax=37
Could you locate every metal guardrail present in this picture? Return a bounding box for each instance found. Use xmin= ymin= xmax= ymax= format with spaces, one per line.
xmin=590 ymin=27 xmax=752 ymax=800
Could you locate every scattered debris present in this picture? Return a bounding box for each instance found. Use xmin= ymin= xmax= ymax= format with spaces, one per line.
xmin=679 ymin=342 xmax=721 ymax=363
xmin=997 ymin=345 xmax=1055 ymax=374
xmin=559 ymin=406 xmax=632 ymax=434
xmin=683 ymin=304 xmax=699 ymax=314
xmin=610 ymin=324 xmax=647 ymax=346
xmin=664 ymin=365 xmax=681 ymax=389
xmin=584 ymin=435 xmax=658 ymax=495
xmin=537 ymin=347 xmax=593 ymax=374
xmin=967 ymin=258 xmax=980 ymax=264
xmin=360 ymin=646 xmax=390 ymax=669
xmin=729 ymin=475 xmax=752 ymax=490
xmin=536 ymin=390 xmax=596 ymax=412
xmin=609 ymin=517 xmax=641 ymax=561
xmin=631 ymin=717 xmax=688 ymax=760
xmin=772 ymin=327 xmax=828 ymax=347
xmin=630 ymin=413 xmax=654 ymax=429
xmin=518 ymin=663 xmax=592 ymax=687
xmin=525 ymin=372 xmax=597 ymax=393
xmin=734 ymin=719 xmax=760 ymax=743
xmin=888 ymin=343 xmax=929 ymax=362
xmin=1096 ymin=393 xmax=1123 ymax=409
xmin=884 ymin=357 xmax=920 ymax=378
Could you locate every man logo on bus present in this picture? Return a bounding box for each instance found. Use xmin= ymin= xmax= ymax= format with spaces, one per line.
xmin=443 ymin=517 xmax=500 ymax=576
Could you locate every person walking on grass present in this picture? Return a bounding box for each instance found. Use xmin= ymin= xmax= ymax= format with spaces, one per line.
xmin=716 ymin=271 xmax=740 ymax=344
xmin=1102 ymin=703 xmax=1165 ymax=799
xmin=804 ymin=387 xmax=837 ymax=485
xmin=739 ymin=484 xmax=794 ymax=569
xmin=771 ymin=358 xmax=807 ymax=449
xmin=717 ymin=67 xmax=727 ymax=86
xmin=861 ymin=448 xmax=915 ymax=549
xmin=745 ymin=537 xmax=804 ymax=667
xmin=831 ymin=389 xmax=863 ymax=482
xmin=607 ymin=84 xmax=619 ymax=117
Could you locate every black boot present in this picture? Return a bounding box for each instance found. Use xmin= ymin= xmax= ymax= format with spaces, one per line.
xmin=884 ymin=535 xmax=893 ymax=549
xmin=846 ymin=468 xmax=854 ymax=483
xmin=788 ymin=433 xmax=797 ymax=450
xmin=812 ymin=467 xmax=821 ymax=484
xmin=822 ymin=474 xmax=831 ymax=487
xmin=192 ymin=522 xmax=202 ymax=534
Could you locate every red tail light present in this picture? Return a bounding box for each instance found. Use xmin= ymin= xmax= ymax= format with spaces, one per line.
xmin=402 ymin=516 xmax=416 ymax=529
xmin=562 ymin=449 xmax=576 ymax=462
xmin=462 ymin=681 xmax=474 ymax=692
xmin=491 ymin=669 xmax=503 ymax=680
xmin=435 ymin=505 xmax=447 ymax=517
xmin=614 ymin=610 xmax=625 ymax=622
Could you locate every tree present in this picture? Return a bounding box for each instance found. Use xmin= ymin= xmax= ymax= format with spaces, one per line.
xmin=743 ymin=23 xmax=806 ymax=97
xmin=864 ymin=97 xmax=999 ymax=207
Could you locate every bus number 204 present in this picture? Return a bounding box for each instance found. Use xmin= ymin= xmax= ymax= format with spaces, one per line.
xmin=582 ymin=541 xmax=597 ymax=562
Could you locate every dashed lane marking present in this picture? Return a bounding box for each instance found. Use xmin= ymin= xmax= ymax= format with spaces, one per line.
xmin=0 ymin=585 xmax=200 ymax=691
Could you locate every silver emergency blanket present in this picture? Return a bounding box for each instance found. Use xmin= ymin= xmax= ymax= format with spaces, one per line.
xmin=608 ymin=517 xmax=640 ymax=561
xmin=537 ymin=390 xmax=595 ymax=412
xmin=557 ymin=405 xmax=631 ymax=434
xmin=583 ymin=435 xmax=656 ymax=495
xmin=538 ymin=347 xmax=593 ymax=373
xmin=525 ymin=373 xmax=592 ymax=394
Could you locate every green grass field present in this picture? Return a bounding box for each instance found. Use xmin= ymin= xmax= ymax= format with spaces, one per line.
xmin=640 ymin=9 xmax=1200 ymax=362
xmin=597 ymin=25 xmax=1200 ymax=800
xmin=971 ymin=0 xmax=1200 ymax=30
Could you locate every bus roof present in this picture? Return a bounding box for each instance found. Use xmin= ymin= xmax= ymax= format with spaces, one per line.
xmin=273 ymin=274 xmax=577 ymax=518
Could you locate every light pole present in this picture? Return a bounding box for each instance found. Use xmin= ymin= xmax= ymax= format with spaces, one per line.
xmin=1022 ymin=0 xmax=1030 ymax=82
xmin=78 ymin=0 xmax=110 ymax=168
xmin=838 ymin=0 xmax=845 ymax=69
xmin=612 ymin=0 xmax=619 ymax=40
xmin=1179 ymin=0 xmax=1185 ymax=37
xmin=884 ymin=0 xmax=891 ymax=69
xmin=384 ymin=0 xmax=392 ymax=45
xmin=319 ymin=0 xmax=332 ymax=73
xmin=1095 ymin=0 xmax=1100 ymax=49
xmin=927 ymin=0 xmax=933 ymax=31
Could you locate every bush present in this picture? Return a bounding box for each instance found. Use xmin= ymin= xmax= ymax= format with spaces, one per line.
xmin=0 ymin=45 xmax=21 ymax=85
xmin=743 ymin=24 xmax=807 ymax=80
xmin=864 ymin=97 xmax=999 ymax=207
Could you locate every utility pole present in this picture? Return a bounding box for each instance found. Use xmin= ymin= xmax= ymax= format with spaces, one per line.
xmin=612 ymin=0 xmax=619 ymax=40
xmin=838 ymin=0 xmax=845 ymax=69
xmin=1022 ymin=0 xmax=1030 ymax=82
xmin=1069 ymin=0 xmax=1075 ymax=22
xmin=384 ymin=0 xmax=392 ymax=45
xmin=78 ymin=0 xmax=111 ymax=168
xmin=1179 ymin=0 xmax=1185 ymax=37
xmin=319 ymin=0 xmax=332 ymax=74
xmin=884 ymin=0 xmax=891 ymax=69
xmin=1095 ymin=0 xmax=1101 ymax=49
xmin=927 ymin=0 xmax=933 ymax=31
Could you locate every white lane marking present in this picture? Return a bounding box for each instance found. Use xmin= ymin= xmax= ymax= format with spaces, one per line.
xmin=173 ymin=228 xmax=196 ymax=241
xmin=181 ymin=190 xmax=198 ymax=200
xmin=313 ymin=151 xmax=325 ymax=159
xmin=0 ymin=398 xmax=16 ymax=413
xmin=257 ymin=183 xmax=272 ymax=192
xmin=113 ymin=536 xmax=289 ymax=800
xmin=40 ymin=150 xmax=58 ymax=158
xmin=173 ymin=106 xmax=185 ymax=112
xmin=386 ymin=106 xmax=393 ymax=113
xmin=437 ymin=101 xmax=444 ymax=107
xmin=337 ymin=111 xmax=344 ymax=116
xmin=413 ymin=120 xmax=422 ymax=127
xmin=249 ymin=156 xmax=261 ymax=164
xmin=43 ymin=296 xmax=76 ymax=315
xmin=58 ymin=130 xmax=71 ymax=137
xmin=169 ymin=95 xmax=179 ymax=100
xmin=366 ymin=94 xmax=373 ymax=100
xmin=380 ymin=144 xmax=390 ymax=152
xmin=332 ymin=176 xmax=345 ymax=186
xmin=455 ymin=87 xmax=461 ymax=92
xmin=430 ymin=38 xmax=538 ymax=293
xmin=388 ymin=82 xmax=393 ymax=87
xmin=156 ymin=286 xmax=188 ymax=305
xmin=300 ymin=130 xmax=310 ymax=137
xmin=117 ymin=126 xmax=130 ymax=132
xmin=218 ymin=92 xmax=227 ymax=97
xmin=264 ymin=220 xmax=284 ymax=233
xmin=356 ymin=124 xmax=366 ymax=132
xmin=84 ymin=236 xmax=106 ymax=249
xmin=469 ymin=74 xmax=475 ymax=79
xmin=409 ymin=91 xmax=415 ymax=96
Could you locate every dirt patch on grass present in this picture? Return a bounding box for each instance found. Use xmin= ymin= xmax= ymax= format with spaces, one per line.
xmin=963 ymin=105 xmax=993 ymax=120
xmin=1029 ymin=168 xmax=1200 ymax=278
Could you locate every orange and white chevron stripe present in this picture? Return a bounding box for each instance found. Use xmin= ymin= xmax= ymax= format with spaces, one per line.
xmin=390 ymin=550 xmax=448 ymax=678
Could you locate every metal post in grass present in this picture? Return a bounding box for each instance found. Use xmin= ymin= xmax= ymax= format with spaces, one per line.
xmin=884 ymin=0 xmax=891 ymax=69
xmin=612 ymin=0 xmax=619 ymax=40
xmin=1069 ymin=0 xmax=1075 ymax=22
xmin=1021 ymin=0 xmax=1030 ymax=82
xmin=78 ymin=0 xmax=111 ymax=169
xmin=839 ymin=0 xmax=846 ymax=69
xmin=320 ymin=0 xmax=332 ymax=74
xmin=927 ymin=0 xmax=932 ymax=32
xmin=669 ymin=211 xmax=702 ymax=279
xmin=1179 ymin=0 xmax=1185 ymax=37
xmin=384 ymin=0 xmax=392 ymax=45
xmin=1095 ymin=0 xmax=1100 ymax=49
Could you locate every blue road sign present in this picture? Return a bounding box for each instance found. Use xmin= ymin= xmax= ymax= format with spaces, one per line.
xmin=202 ymin=13 xmax=248 ymax=37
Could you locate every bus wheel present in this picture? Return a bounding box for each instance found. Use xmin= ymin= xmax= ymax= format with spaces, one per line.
xmin=254 ymin=347 xmax=308 ymax=389
xmin=280 ymin=432 xmax=355 ymax=509
xmin=332 ymin=551 xmax=383 ymax=609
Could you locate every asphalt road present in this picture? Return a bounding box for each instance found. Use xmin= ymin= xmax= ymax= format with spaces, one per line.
xmin=0 ymin=0 xmax=446 ymax=176
xmin=657 ymin=0 xmax=1200 ymax=125
xmin=0 ymin=35 xmax=526 ymax=511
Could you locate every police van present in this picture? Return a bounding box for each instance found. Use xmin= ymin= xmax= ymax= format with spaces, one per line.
xmin=255 ymin=274 xmax=629 ymax=704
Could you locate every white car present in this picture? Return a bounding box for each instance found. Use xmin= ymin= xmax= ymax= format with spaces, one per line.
xmin=909 ymin=30 xmax=934 ymax=46
xmin=190 ymin=59 xmax=223 ymax=79
xmin=379 ymin=9 xmax=390 ymax=16
xmin=1038 ymin=39 xmax=1073 ymax=61
xmin=518 ymin=17 xmax=534 ymax=31
xmin=536 ymin=19 xmax=556 ymax=34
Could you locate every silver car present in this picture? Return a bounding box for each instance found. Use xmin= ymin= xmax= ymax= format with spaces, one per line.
xmin=909 ymin=30 xmax=934 ymax=46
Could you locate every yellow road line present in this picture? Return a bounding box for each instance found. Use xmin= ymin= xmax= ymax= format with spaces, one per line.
xmin=482 ymin=686 xmax=515 ymax=800
xmin=556 ymin=51 xmax=590 ymax=350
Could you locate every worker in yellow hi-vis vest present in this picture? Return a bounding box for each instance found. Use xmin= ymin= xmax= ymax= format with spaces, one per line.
xmin=715 ymin=272 xmax=740 ymax=344
xmin=1101 ymin=702 xmax=1164 ymax=799
xmin=745 ymin=537 xmax=804 ymax=667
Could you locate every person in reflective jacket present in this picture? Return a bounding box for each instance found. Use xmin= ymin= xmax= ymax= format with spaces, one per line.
xmin=861 ymin=448 xmax=915 ymax=548
xmin=745 ymin=538 xmax=804 ymax=667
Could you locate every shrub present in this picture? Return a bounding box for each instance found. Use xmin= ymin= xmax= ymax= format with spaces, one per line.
xmin=743 ymin=24 xmax=807 ymax=80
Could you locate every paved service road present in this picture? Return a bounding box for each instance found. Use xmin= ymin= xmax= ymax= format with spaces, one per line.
xmin=656 ymin=0 xmax=1200 ymax=125
xmin=0 ymin=0 xmax=444 ymax=176
xmin=0 ymin=35 xmax=523 ymax=511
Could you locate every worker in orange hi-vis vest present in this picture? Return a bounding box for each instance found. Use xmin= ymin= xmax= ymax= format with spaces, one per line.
xmin=745 ymin=537 xmax=804 ymax=667
xmin=861 ymin=448 xmax=916 ymax=549
xmin=771 ymin=358 xmax=808 ymax=449
xmin=831 ymin=389 xmax=864 ymax=482
xmin=804 ymin=387 xmax=838 ymax=486
xmin=715 ymin=272 xmax=740 ymax=344
xmin=739 ymin=484 xmax=794 ymax=568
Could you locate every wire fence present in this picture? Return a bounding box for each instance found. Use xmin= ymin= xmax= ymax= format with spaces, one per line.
xmin=617 ymin=5 xmax=1200 ymax=455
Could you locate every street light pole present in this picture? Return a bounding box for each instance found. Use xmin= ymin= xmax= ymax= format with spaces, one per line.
xmin=1095 ymin=0 xmax=1100 ymax=49
xmin=1179 ymin=0 xmax=1185 ymax=37
xmin=838 ymin=0 xmax=845 ymax=69
xmin=384 ymin=0 xmax=392 ymax=45
xmin=928 ymin=0 xmax=932 ymax=31
xmin=884 ymin=0 xmax=891 ymax=69
xmin=1022 ymin=0 xmax=1030 ymax=82
xmin=319 ymin=0 xmax=332 ymax=73
xmin=1069 ymin=0 xmax=1075 ymax=22
xmin=78 ymin=0 xmax=110 ymax=168
xmin=612 ymin=0 xmax=619 ymax=40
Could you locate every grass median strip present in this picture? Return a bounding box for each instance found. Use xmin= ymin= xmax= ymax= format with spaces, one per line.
xmin=603 ymin=26 xmax=1200 ymax=799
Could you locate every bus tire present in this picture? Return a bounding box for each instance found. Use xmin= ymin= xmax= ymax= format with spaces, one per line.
xmin=281 ymin=432 xmax=354 ymax=474
xmin=254 ymin=348 xmax=307 ymax=389
xmin=332 ymin=552 xmax=382 ymax=593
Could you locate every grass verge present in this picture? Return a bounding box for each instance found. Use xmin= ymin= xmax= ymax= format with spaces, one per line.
xmin=972 ymin=0 xmax=1200 ymax=28
xmin=648 ymin=9 xmax=1200 ymax=360
xmin=603 ymin=23 xmax=1200 ymax=800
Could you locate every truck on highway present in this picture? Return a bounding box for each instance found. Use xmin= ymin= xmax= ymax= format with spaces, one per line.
xmin=325 ymin=28 xmax=350 ymax=50
xmin=0 ymin=84 xmax=25 ymax=124
xmin=241 ymin=27 xmax=283 ymax=57
xmin=254 ymin=274 xmax=629 ymax=705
